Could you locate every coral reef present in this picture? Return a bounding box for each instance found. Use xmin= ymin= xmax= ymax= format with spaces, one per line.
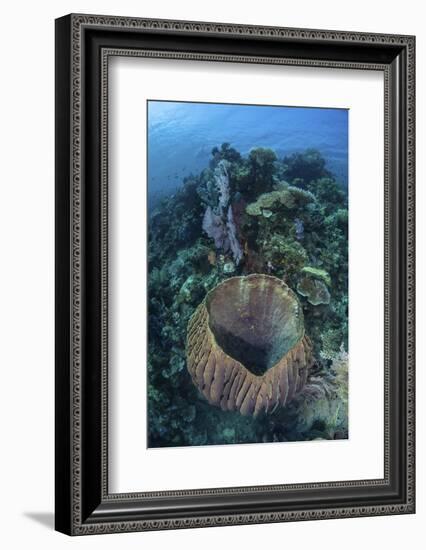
xmin=246 ymin=147 xmax=277 ymax=197
xmin=187 ymin=275 xmax=313 ymax=416
xmin=147 ymin=145 xmax=348 ymax=447
xmin=245 ymin=186 xmax=315 ymax=217
xmin=301 ymin=266 xmax=331 ymax=286
xmin=282 ymin=148 xmax=331 ymax=185
xmin=261 ymin=234 xmax=308 ymax=282
xmin=297 ymin=276 xmax=331 ymax=306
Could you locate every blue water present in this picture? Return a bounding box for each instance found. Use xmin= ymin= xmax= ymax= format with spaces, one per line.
xmin=148 ymin=100 xmax=348 ymax=206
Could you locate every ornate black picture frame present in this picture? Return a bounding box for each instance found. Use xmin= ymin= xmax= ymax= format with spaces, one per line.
xmin=55 ymin=14 xmax=415 ymax=535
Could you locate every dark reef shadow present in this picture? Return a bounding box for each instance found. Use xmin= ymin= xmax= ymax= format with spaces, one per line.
xmin=24 ymin=512 xmax=54 ymax=530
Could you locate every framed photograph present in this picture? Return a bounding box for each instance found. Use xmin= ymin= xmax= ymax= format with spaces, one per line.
xmin=55 ymin=14 xmax=415 ymax=535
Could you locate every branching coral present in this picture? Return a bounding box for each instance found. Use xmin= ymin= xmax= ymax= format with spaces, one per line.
xmin=261 ymin=234 xmax=308 ymax=281
xmin=289 ymin=345 xmax=348 ymax=440
xmin=247 ymin=147 xmax=277 ymax=194
xmin=331 ymin=345 xmax=349 ymax=406
xmin=307 ymin=177 xmax=347 ymax=212
xmin=320 ymin=328 xmax=345 ymax=361
xmin=283 ymin=148 xmax=331 ymax=184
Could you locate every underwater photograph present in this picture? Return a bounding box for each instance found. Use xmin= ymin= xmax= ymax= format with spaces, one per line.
xmin=147 ymin=100 xmax=349 ymax=448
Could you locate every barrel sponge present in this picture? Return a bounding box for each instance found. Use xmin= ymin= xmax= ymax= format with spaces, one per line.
xmin=186 ymin=274 xmax=314 ymax=417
